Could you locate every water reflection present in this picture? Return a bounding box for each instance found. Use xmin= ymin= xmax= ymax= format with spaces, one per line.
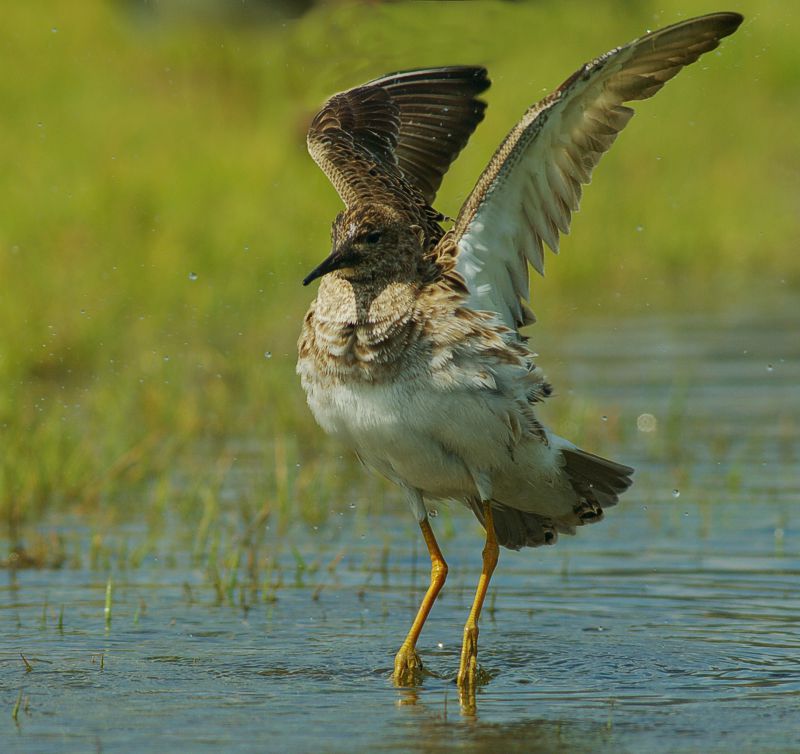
xmin=392 ymin=703 xmax=621 ymax=754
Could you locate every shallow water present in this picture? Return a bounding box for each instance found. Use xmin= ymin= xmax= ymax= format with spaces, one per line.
xmin=2 ymin=309 xmax=799 ymax=753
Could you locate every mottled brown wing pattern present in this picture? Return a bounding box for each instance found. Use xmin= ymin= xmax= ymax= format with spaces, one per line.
xmin=378 ymin=67 xmax=490 ymax=202
xmin=451 ymin=13 xmax=743 ymax=331
xmin=307 ymin=66 xmax=490 ymax=236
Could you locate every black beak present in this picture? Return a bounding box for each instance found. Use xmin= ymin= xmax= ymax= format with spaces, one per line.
xmin=302 ymin=249 xmax=349 ymax=286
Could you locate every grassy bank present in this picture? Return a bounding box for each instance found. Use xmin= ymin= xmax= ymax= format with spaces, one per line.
xmin=1 ymin=0 xmax=797 ymax=550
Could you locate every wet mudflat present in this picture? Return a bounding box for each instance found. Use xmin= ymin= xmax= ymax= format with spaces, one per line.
xmin=2 ymin=308 xmax=798 ymax=753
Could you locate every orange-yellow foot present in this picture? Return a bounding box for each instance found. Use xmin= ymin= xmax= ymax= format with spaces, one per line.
xmin=457 ymin=622 xmax=479 ymax=690
xmin=393 ymin=643 xmax=423 ymax=686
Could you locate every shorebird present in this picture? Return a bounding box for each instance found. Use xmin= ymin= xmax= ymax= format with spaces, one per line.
xmin=297 ymin=13 xmax=743 ymax=692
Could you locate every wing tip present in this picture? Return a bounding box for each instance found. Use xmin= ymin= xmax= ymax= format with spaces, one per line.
xmin=714 ymin=11 xmax=745 ymax=34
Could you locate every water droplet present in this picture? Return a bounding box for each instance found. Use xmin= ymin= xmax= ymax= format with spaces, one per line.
xmin=601 ymin=415 xmax=608 ymax=422
xmin=636 ymin=225 xmax=644 ymax=232
xmin=429 ymin=509 xmax=439 ymax=518
xmin=264 ymin=351 xmax=272 ymax=360
xmin=163 ymin=355 xmax=170 ymax=362
xmin=188 ymin=272 xmax=198 ymax=281
xmin=672 ymin=489 xmax=680 ymax=498
xmin=636 ymin=413 xmax=657 ymax=433
xmin=437 ymin=642 xmax=444 ymax=649
xmin=348 ymin=503 xmax=356 ymax=509
xmin=51 ymin=27 xmax=58 ymax=33
xmin=766 ymin=363 xmax=774 ymax=372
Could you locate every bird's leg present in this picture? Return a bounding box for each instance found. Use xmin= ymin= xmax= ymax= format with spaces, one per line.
xmin=393 ymin=516 xmax=448 ymax=686
xmin=457 ymin=500 xmax=499 ymax=691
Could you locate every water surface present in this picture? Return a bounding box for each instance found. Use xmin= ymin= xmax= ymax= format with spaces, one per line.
xmin=2 ymin=309 xmax=798 ymax=753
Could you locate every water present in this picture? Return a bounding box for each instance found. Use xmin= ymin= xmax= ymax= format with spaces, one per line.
xmin=2 ymin=309 xmax=798 ymax=752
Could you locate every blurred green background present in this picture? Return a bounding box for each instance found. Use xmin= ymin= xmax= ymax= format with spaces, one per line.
xmin=1 ymin=0 xmax=797 ymax=553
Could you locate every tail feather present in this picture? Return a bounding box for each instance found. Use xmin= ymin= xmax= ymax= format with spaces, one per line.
xmin=468 ymin=500 xmax=563 ymax=551
xmin=469 ymin=446 xmax=634 ymax=551
xmin=561 ymin=446 xmax=634 ymax=508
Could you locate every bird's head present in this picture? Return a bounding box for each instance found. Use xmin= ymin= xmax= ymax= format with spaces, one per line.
xmin=302 ymin=204 xmax=425 ymax=286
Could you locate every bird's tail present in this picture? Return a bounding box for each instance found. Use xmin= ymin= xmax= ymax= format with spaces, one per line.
xmin=560 ymin=444 xmax=634 ymax=520
xmin=471 ymin=439 xmax=633 ymax=551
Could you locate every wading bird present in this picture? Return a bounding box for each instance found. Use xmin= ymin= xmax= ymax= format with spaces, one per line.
xmin=296 ymin=12 xmax=743 ymax=694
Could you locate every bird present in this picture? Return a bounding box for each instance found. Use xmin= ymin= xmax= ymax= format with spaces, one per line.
xmin=296 ymin=12 xmax=743 ymax=694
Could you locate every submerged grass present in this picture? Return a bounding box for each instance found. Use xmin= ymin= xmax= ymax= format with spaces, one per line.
xmin=1 ymin=0 xmax=798 ymax=563
xmin=11 ymin=689 xmax=24 ymax=723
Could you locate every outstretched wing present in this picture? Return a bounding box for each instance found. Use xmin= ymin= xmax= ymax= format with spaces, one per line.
xmin=451 ymin=13 xmax=743 ymax=330
xmin=307 ymin=66 xmax=490 ymax=211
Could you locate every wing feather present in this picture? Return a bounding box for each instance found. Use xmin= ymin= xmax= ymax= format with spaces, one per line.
xmin=451 ymin=12 xmax=743 ymax=330
xmin=307 ymin=66 xmax=490 ymax=211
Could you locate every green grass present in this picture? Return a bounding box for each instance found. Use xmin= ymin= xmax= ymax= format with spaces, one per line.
xmin=1 ymin=0 xmax=797 ymax=552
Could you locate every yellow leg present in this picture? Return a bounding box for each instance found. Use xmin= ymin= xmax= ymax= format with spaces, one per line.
xmin=457 ymin=501 xmax=499 ymax=691
xmin=393 ymin=518 xmax=448 ymax=686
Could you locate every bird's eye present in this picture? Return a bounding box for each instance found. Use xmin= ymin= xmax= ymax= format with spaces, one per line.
xmin=364 ymin=230 xmax=382 ymax=244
